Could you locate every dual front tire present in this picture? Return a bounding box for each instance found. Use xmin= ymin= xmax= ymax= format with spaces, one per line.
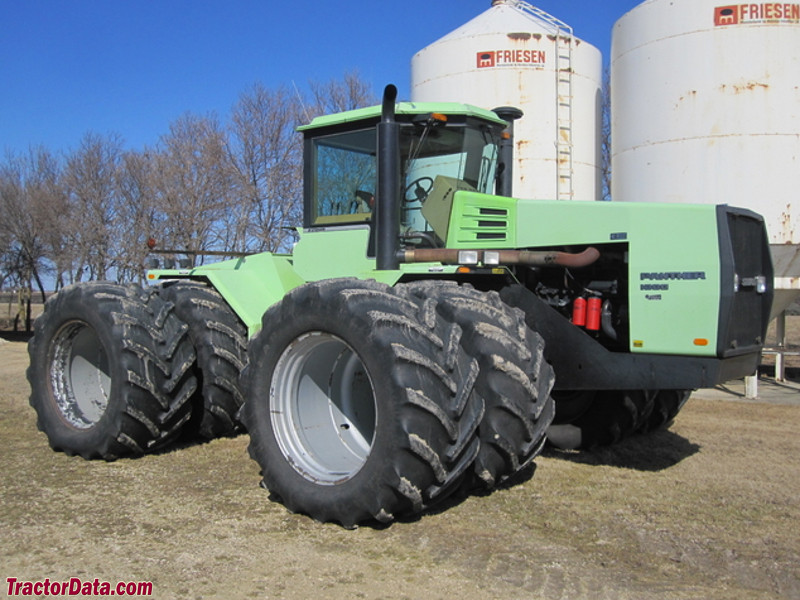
xmin=405 ymin=281 xmax=555 ymax=489
xmin=241 ymin=279 xmax=489 ymax=527
xmin=241 ymin=279 xmax=557 ymax=525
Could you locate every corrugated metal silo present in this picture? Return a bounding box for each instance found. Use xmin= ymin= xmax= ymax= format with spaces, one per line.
xmin=411 ymin=0 xmax=603 ymax=201
xmin=611 ymin=0 xmax=800 ymax=316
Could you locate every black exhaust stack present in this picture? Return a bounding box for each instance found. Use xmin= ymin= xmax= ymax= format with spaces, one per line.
xmin=493 ymin=106 xmax=523 ymax=198
xmin=376 ymin=85 xmax=401 ymax=271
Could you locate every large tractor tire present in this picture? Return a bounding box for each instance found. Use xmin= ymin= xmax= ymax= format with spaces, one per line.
xmin=547 ymin=388 xmax=693 ymax=450
xmin=640 ymin=389 xmax=691 ymax=432
xmin=547 ymin=389 xmax=656 ymax=450
xmin=27 ymin=282 xmax=196 ymax=460
xmin=406 ymin=281 xmax=555 ymax=489
xmin=157 ymin=281 xmax=247 ymax=439
xmin=241 ymin=278 xmax=484 ymax=527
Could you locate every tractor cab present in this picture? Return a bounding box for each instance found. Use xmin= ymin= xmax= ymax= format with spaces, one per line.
xmin=298 ymin=92 xmax=509 ymax=257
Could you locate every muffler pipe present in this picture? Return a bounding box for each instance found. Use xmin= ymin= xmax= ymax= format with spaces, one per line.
xmin=401 ymin=246 xmax=600 ymax=268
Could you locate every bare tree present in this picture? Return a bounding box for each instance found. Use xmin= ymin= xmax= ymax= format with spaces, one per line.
xmin=227 ymin=84 xmax=303 ymax=253
xmin=0 ymin=71 xmax=382 ymax=288
xmin=114 ymin=149 xmax=163 ymax=283
xmin=150 ymin=113 xmax=234 ymax=264
xmin=62 ymin=133 xmax=124 ymax=281
xmin=0 ymin=229 xmax=10 ymax=290
xmin=0 ymin=158 xmax=17 ymax=290
xmin=309 ymin=70 xmax=377 ymax=116
xmin=0 ymin=148 xmax=61 ymax=327
xmin=0 ymin=154 xmax=35 ymax=292
xmin=601 ymin=66 xmax=612 ymax=202
xmin=32 ymin=150 xmax=70 ymax=290
xmin=222 ymin=73 xmax=376 ymax=254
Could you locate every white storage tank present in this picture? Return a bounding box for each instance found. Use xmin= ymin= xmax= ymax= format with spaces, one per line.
xmin=611 ymin=0 xmax=800 ymax=315
xmin=411 ymin=0 xmax=603 ymax=201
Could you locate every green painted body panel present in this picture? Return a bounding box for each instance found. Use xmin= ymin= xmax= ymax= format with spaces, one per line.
xmin=516 ymin=200 xmax=721 ymax=356
xmin=291 ymin=227 xmax=375 ymax=281
xmin=452 ymin=195 xmax=721 ymax=357
xmin=151 ymin=253 xmax=304 ymax=337
xmin=152 ymin=197 xmax=723 ymax=355
xmin=150 ymin=228 xmax=467 ymax=336
xmin=290 ymin=226 xmax=465 ymax=285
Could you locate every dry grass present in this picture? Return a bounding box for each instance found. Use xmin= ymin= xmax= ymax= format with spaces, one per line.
xmin=1 ymin=338 xmax=799 ymax=599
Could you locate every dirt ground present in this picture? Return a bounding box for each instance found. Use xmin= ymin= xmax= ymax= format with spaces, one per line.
xmin=1 ymin=333 xmax=799 ymax=600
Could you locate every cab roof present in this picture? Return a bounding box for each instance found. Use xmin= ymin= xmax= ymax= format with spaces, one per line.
xmin=297 ymin=101 xmax=508 ymax=132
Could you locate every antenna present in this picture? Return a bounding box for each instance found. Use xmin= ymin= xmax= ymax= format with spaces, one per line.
xmin=292 ymin=80 xmax=312 ymax=123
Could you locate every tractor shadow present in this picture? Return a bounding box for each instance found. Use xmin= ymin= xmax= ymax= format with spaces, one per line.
xmin=387 ymin=464 xmax=543 ymax=528
xmin=542 ymin=429 xmax=701 ymax=472
xmin=0 ymin=330 xmax=34 ymax=343
xmin=383 ymin=431 xmax=701 ymax=528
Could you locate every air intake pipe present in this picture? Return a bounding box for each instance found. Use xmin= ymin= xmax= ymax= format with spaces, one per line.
xmin=493 ymin=106 xmax=523 ymax=198
xmin=376 ymin=85 xmax=401 ymax=271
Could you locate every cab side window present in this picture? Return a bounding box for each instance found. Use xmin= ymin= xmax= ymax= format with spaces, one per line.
xmin=312 ymin=130 xmax=376 ymax=226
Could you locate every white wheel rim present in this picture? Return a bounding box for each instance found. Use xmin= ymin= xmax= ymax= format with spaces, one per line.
xmin=270 ymin=331 xmax=377 ymax=484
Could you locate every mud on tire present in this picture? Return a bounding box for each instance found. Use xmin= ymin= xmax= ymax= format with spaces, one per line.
xmin=241 ymin=278 xmax=484 ymax=527
xmin=157 ymin=281 xmax=247 ymax=439
xmin=406 ymin=281 xmax=555 ymax=489
xmin=27 ymin=282 xmax=196 ymax=460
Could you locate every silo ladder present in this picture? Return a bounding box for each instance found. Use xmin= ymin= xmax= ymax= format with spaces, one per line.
xmin=513 ymin=1 xmax=575 ymax=200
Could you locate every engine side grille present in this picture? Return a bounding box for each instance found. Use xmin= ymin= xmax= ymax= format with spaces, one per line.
xmin=451 ymin=199 xmax=514 ymax=245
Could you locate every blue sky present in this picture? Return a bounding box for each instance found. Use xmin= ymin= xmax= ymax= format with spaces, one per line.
xmin=1 ymin=1 xmax=642 ymax=155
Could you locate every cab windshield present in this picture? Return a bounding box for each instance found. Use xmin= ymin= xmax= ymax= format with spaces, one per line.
xmin=308 ymin=118 xmax=500 ymax=233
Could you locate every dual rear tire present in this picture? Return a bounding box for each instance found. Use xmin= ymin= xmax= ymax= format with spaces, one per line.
xmin=27 ymin=280 xmax=248 ymax=459
xmin=156 ymin=281 xmax=247 ymax=439
xmin=27 ymin=282 xmax=196 ymax=460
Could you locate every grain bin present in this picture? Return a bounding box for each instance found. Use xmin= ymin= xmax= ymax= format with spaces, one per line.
xmin=411 ymin=0 xmax=603 ymax=201
xmin=611 ymin=0 xmax=800 ymax=316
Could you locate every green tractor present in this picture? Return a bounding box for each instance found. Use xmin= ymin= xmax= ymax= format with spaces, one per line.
xmin=28 ymin=85 xmax=773 ymax=527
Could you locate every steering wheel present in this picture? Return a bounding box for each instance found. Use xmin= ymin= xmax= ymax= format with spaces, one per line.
xmin=404 ymin=176 xmax=434 ymax=205
xmin=349 ymin=190 xmax=374 ymax=214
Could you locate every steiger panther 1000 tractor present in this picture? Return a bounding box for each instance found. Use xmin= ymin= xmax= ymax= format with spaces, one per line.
xmin=28 ymin=85 xmax=773 ymax=527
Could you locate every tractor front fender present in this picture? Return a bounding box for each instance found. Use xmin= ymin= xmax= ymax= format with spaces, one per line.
xmin=150 ymin=253 xmax=305 ymax=338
